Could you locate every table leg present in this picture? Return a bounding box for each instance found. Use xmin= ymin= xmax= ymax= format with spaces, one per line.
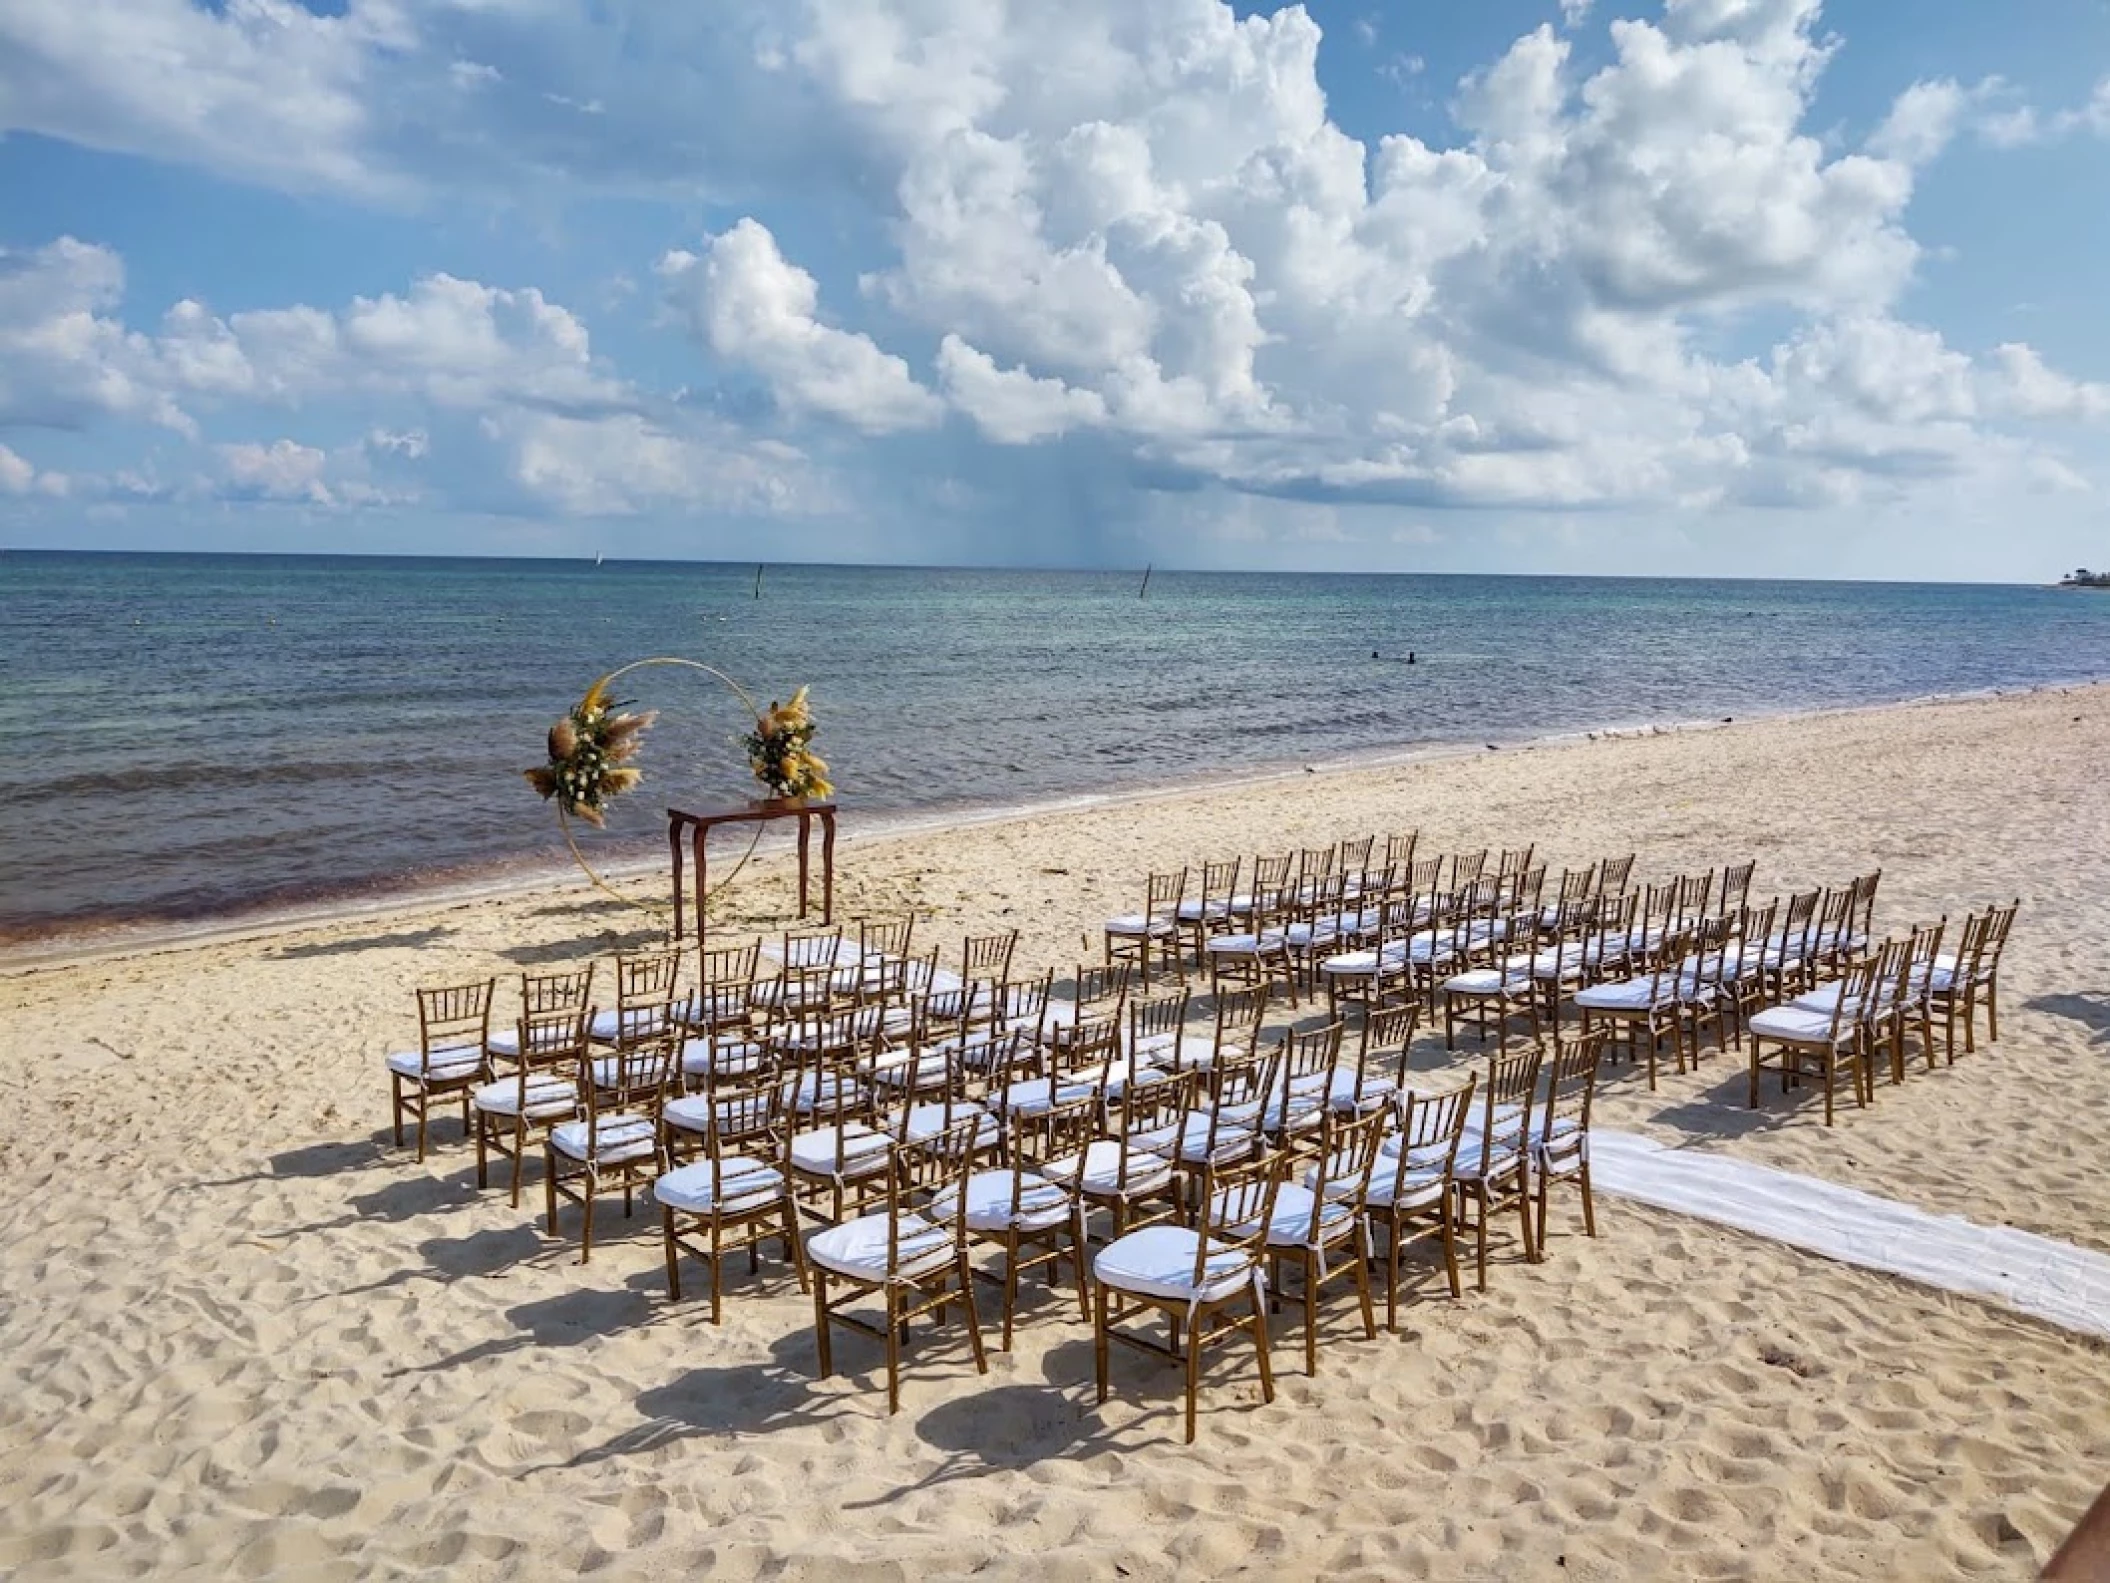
xmin=796 ymin=812 xmax=812 ymax=919
xmin=821 ymin=811 xmax=836 ymax=924
xmin=669 ymin=816 xmax=687 ymax=941
xmin=692 ymin=826 xmax=711 ymax=953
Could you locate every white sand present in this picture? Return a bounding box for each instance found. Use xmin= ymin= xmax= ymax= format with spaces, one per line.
xmin=4 ymin=684 xmax=2108 ymax=1579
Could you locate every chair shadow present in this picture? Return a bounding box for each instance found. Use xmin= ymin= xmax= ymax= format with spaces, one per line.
xmin=851 ymin=1381 xmax=1133 ymax=1505
xmin=1636 ymin=1055 xmax=1832 ymax=1143
xmin=272 ymin=927 xmax=454 ymax=960
xmin=323 ymin=1224 xmax=550 ymax=1301
xmin=2021 ymin=991 xmax=2110 ymax=1046
xmin=393 ymin=1284 xmax=664 ymax=1378
xmin=499 ymin=928 xmax=666 ymax=966
xmin=526 ymin=898 xmax=646 ymax=921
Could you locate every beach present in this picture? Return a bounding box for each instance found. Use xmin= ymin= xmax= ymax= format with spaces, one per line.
xmin=4 ymin=683 xmax=2109 ymax=1580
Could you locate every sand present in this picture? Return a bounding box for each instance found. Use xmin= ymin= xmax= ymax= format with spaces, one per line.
xmin=3 ymin=685 xmax=2108 ymax=1580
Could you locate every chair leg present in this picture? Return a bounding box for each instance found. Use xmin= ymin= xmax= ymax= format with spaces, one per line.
xmin=885 ymin=1287 xmax=903 ymax=1415
xmin=1384 ymin=1218 xmax=1401 ymax=1332
xmin=1185 ymin=1309 xmax=1204 ymax=1443
xmin=391 ymin=1076 xmax=406 ymax=1147
xmin=662 ymin=1206 xmax=683 ymax=1300
xmin=1580 ymin=1159 xmax=1597 ymax=1237
xmin=784 ymin=1199 xmax=810 ymax=1292
xmin=1441 ymin=1196 xmax=1463 ymax=1300
xmin=1250 ymin=1291 xmax=1275 ymax=1406
xmin=708 ymin=1220 xmax=724 ymax=1327
xmin=1303 ymin=1254 xmax=1319 ymax=1377
xmin=579 ymin=1177 xmax=597 ymax=1264
xmin=507 ymin=1121 xmax=527 ymax=1209
xmin=1094 ymin=1283 xmax=1111 ymax=1404
xmin=813 ymin=1272 xmax=834 ymax=1378
xmin=1351 ymin=1234 xmax=1376 ymax=1341
xmin=959 ymin=1257 xmax=988 ymax=1376
xmin=544 ymin=1147 xmax=560 ymax=1234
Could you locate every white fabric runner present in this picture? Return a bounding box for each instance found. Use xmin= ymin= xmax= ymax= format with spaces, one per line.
xmin=1591 ymin=1130 xmax=2110 ymax=1341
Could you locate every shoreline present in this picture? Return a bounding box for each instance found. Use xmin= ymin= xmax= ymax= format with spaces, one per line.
xmin=6 ymin=673 xmax=2103 ymax=976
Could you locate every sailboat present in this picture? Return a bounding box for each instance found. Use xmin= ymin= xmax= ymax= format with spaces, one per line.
xmin=595 ymin=551 xmax=605 ymax=567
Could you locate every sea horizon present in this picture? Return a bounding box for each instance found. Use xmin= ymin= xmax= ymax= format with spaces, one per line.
xmin=7 ymin=549 xmax=2109 ymax=947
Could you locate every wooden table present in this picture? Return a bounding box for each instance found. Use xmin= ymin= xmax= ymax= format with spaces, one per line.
xmin=668 ymin=799 xmax=837 ymax=946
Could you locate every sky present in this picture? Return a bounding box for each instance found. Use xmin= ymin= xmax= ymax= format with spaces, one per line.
xmin=2 ymin=0 xmax=2109 ymax=579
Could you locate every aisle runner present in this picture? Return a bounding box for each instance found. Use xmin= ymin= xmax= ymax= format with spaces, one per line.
xmin=1591 ymin=1131 xmax=2110 ymax=1342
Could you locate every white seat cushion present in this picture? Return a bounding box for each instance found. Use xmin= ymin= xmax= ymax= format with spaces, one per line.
xmin=1093 ymin=1225 xmax=1258 ymax=1305
xmin=1574 ymin=976 xmax=1689 ymax=1012
xmin=1233 ymin=1182 xmax=1360 ymax=1248
xmin=485 ymin=1029 xmax=522 ymax=1060
xmin=1326 ymin=1067 xmax=1398 ymax=1113
xmin=589 ymin=1007 xmax=670 ymax=1044
xmin=385 ymin=1045 xmax=483 ymax=1082
xmin=1105 ymin=913 xmax=1177 ymax=938
xmin=1132 ymin=1110 xmax=1256 ymax=1166
xmin=660 ymin=1092 xmax=745 ymax=1137
xmin=995 ymin=1074 xmax=1102 ymax=1117
xmin=1363 ymin=1146 xmax=1452 ymax=1210
xmin=1042 ymin=1139 xmax=1175 ymax=1198
xmin=789 ymin=1123 xmax=894 ymax=1180
xmin=549 ymin=1114 xmax=657 ymax=1164
xmin=471 ymin=1075 xmax=577 ymax=1119
xmin=807 ymin=1211 xmax=955 ymax=1281
xmin=653 ymin=1155 xmax=786 ymax=1214
xmin=680 ymin=1037 xmax=766 ymax=1081
xmin=930 ymin=1169 xmax=1077 ymax=1234
xmin=1748 ymin=1004 xmax=1852 ymax=1045
xmin=899 ymin=1103 xmax=1002 ymax=1151
xmin=1206 ymin=931 xmax=1285 ymax=958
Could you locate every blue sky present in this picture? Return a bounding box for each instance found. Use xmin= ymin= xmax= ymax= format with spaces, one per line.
xmin=2 ymin=0 xmax=2108 ymax=578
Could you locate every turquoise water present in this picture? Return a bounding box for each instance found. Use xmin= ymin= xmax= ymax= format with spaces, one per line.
xmin=3 ymin=551 xmax=2106 ymax=937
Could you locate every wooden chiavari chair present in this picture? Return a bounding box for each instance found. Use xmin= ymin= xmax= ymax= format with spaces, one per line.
xmin=1093 ymin=1150 xmax=1282 ymax=1443
xmin=1712 ymin=898 xmax=1781 ymax=1051
xmin=1264 ymin=1106 xmax=1385 ymax=1375
xmin=1104 ymin=868 xmax=1187 ymax=989
xmin=1573 ymin=925 xmax=1700 ymax=1090
xmin=809 ymin=1115 xmax=990 ymax=1415
xmin=1366 ymin=1074 xmax=1476 ymax=1321
xmin=1927 ymin=899 xmax=2019 ymax=1057
xmin=933 ymin=1088 xmax=1097 ymax=1349
xmin=1205 ymin=879 xmax=1299 ymax=1009
xmin=1043 ymin=1069 xmax=1193 ymax=1242
xmin=784 ymin=1004 xmax=895 ymax=1224
xmin=1175 ymin=857 xmax=1242 ymax=970
xmin=1747 ymin=951 xmax=1881 ymax=1125
xmin=587 ymin=948 xmax=681 ymax=1050
xmin=656 ymin=1078 xmax=806 ymax=1323
xmin=1383 ymin=830 xmax=1420 ymax=876
xmin=1447 ymin=1040 xmax=1542 ymax=1290
xmin=750 ymin=926 xmax=847 ymax=1025
xmin=1256 ymin=1020 xmax=1340 ymax=1150
xmin=473 ymin=1002 xmax=590 ymax=1207
xmin=1330 ymin=998 xmax=1419 ymax=1116
xmin=487 ymin=964 xmax=593 ymax=1065
xmin=386 ymin=977 xmax=495 ymax=1162
xmin=1126 ymin=987 xmax=1193 ymax=1078
xmin=545 ymin=1029 xmax=676 ymax=1262
xmin=1533 ymin=1028 xmax=1607 ymax=1256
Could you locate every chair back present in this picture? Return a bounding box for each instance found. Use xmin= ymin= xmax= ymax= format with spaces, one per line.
xmin=1977 ymin=898 xmax=2020 ymax=979
xmin=1249 ymin=853 xmax=1294 ymax=893
xmin=1069 ymin=961 xmax=1133 ymax=1016
xmin=1336 ymin=834 xmax=1375 ymax=894
xmin=1141 ymin=868 xmax=1187 ymax=921
xmin=1899 ymin=917 xmax=1946 ymax=1003
xmin=1301 ymin=1109 xmax=1386 ymax=1234
xmin=1193 ymin=858 xmax=1241 ymax=931
xmin=1049 ymin=1005 xmax=1123 ymax=1077
xmin=1195 ymin=1152 xmax=1283 ymax=1283
xmin=1716 ymin=861 xmax=1755 ymax=918
xmin=1540 ymin=1028 xmax=1606 ymax=1152
xmin=1127 ymin=989 xmax=1192 ymax=1063
xmin=781 ymin=926 xmax=844 ymax=972
xmin=1340 ymin=999 xmax=1418 ymax=1112
xmin=687 ymin=942 xmax=757 ymax=1033
xmin=1850 ymin=869 xmax=1883 ymax=942
xmin=1595 ymin=853 xmax=1636 ymax=896
xmin=521 ymin=965 xmax=594 ymax=1017
xmin=417 ymin=979 xmax=495 ymax=1065
xmin=1473 ymin=1042 xmax=1543 ymax=1178
xmin=1011 ymin=1086 xmax=1100 ymax=1169
xmin=704 ymin=1080 xmax=786 ymax=1187
xmin=857 ymin=913 xmax=916 ymax=965
xmin=1380 ymin=1074 xmax=1476 ymax=1202
xmin=996 ymin=969 xmax=1055 ymax=1039
xmin=890 ymin=1115 xmax=984 ymax=1258
xmin=517 ymin=1002 xmax=591 ymax=1070
xmin=1278 ymin=1020 xmax=1343 ymax=1098
xmin=1384 ymin=830 xmax=1420 ymax=871
xmin=961 ymin=928 xmax=1021 ymax=984
xmin=583 ymin=1033 xmax=677 ymax=1151
xmin=1497 ymin=845 xmax=1536 ymax=879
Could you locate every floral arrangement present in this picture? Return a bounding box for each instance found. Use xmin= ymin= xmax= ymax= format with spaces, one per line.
xmin=742 ymin=685 xmax=833 ymax=800
xmin=523 ymin=678 xmax=658 ymax=828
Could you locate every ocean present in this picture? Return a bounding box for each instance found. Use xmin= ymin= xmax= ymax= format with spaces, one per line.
xmin=5 ymin=551 xmax=2107 ymax=943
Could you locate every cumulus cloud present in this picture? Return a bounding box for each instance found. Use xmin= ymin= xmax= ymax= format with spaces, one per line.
xmin=660 ymin=219 xmax=943 ymax=434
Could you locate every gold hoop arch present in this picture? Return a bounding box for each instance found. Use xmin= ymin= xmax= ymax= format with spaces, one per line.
xmin=550 ymin=656 xmax=770 ymax=933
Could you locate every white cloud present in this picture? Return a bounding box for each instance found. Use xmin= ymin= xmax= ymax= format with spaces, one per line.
xmin=0 ymin=442 xmax=68 ymax=496
xmin=4 ymin=1 xmax=2108 ymax=564
xmin=216 ymin=438 xmax=334 ymax=503
xmin=935 ymin=336 xmax=1106 ymax=443
xmin=660 ymin=219 xmax=943 ymax=434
